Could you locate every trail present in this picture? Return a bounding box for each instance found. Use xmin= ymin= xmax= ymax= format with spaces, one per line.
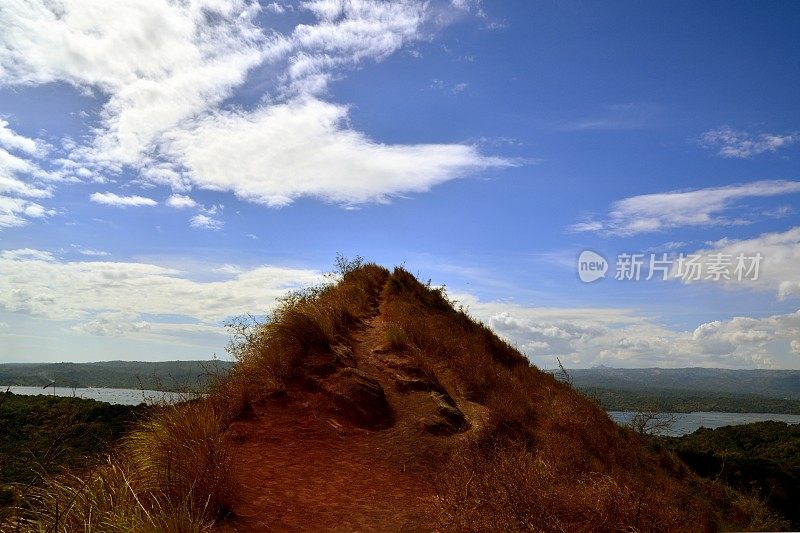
xmin=218 ymin=299 xmax=459 ymax=532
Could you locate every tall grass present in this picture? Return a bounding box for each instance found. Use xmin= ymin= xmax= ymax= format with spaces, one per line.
xmin=6 ymin=400 xmax=234 ymax=532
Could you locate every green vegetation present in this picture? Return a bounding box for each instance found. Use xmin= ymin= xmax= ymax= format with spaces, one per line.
xmin=0 ymin=360 xmax=233 ymax=391
xmin=660 ymin=421 xmax=800 ymax=528
xmin=568 ymin=367 xmax=800 ymax=400
xmin=583 ymin=386 xmax=800 ymax=414
xmin=0 ymin=392 xmax=144 ymax=521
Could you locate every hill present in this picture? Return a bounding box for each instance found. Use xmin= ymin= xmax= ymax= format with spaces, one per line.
xmin=3 ymin=261 xmax=789 ymax=532
xmin=0 ymin=360 xmax=233 ymax=391
xmin=567 ymin=367 xmax=800 ymax=399
xmin=582 ymin=386 xmax=800 ymax=414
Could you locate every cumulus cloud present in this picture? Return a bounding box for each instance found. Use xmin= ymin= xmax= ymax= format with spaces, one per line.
xmin=677 ymin=227 xmax=800 ymax=299
xmin=570 ymin=180 xmax=800 ymax=235
xmin=165 ymin=194 xmax=197 ymax=209
xmin=0 ymin=249 xmax=321 ymax=338
xmin=700 ymin=126 xmax=797 ymax=158
xmin=89 ymin=192 xmax=157 ymax=207
xmin=161 ymin=98 xmax=510 ymax=206
xmin=457 ymin=292 xmax=799 ymax=368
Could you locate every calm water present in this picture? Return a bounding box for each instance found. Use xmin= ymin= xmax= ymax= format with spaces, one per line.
xmin=1 ymin=386 xmax=185 ymax=405
xmin=609 ymin=411 xmax=800 ymax=437
xmin=5 ymin=387 xmax=800 ymax=434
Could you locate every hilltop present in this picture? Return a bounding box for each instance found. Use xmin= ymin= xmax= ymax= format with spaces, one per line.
xmin=4 ymin=261 xmax=788 ymax=532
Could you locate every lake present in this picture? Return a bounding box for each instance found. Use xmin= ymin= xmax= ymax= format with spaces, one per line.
xmin=5 ymin=386 xmax=800 ymax=435
xmin=0 ymin=385 xmax=186 ymax=405
xmin=609 ymin=410 xmax=800 ymax=436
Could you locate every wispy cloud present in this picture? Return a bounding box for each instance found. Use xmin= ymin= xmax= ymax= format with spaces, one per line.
xmin=430 ymin=78 xmax=468 ymax=94
xmin=0 ymin=120 xmax=58 ymax=228
xmin=89 ymin=192 xmax=157 ymax=207
xmin=560 ymin=103 xmax=661 ymax=131
xmin=699 ymin=126 xmax=797 ymax=158
xmin=189 ymin=213 xmax=223 ymax=230
xmin=570 ymin=180 xmax=800 ymax=235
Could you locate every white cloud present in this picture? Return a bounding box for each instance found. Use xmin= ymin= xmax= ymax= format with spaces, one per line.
xmin=678 ymin=227 xmax=800 ymax=299
xmin=281 ymin=0 xmax=428 ymax=96
xmin=78 ymin=249 xmax=110 ymax=257
xmin=0 ymin=0 xmax=430 ymax=164
xmin=0 ymin=250 xmax=321 ymax=336
xmin=165 ymin=194 xmax=197 ymax=209
xmin=189 ymin=213 xmax=223 ymax=230
xmin=0 ymin=121 xmax=59 ymax=228
xmin=0 ymin=119 xmax=39 ymax=155
xmin=430 ymin=79 xmax=468 ymax=94
xmin=161 ymin=98 xmax=511 ymax=206
xmin=700 ymin=126 xmax=797 ymax=158
xmin=0 ymin=0 xmax=510 ymax=209
xmin=90 ymin=192 xmax=157 ymax=207
xmin=0 ymin=0 xmax=272 ymax=166
xmin=1 ymin=248 xmax=55 ymax=261
xmin=457 ymin=292 xmax=799 ymax=368
xmin=0 ymin=195 xmax=55 ymax=228
xmin=570 ymin=180 xmax=800 ymax=235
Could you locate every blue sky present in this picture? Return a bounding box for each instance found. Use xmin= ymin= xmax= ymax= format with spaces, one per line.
xmin=0 ymin=0 xmax=798 ymax=368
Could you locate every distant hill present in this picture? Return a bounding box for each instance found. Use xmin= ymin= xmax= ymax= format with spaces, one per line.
xmin=564 ymin=367 xmax=800 ymax=400
xmin=0 ymin=360 xmax=234 ymax=391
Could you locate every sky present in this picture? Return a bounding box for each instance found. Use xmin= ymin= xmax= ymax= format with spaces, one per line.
xmin=0 ymin=0 xmax=798 ymax=369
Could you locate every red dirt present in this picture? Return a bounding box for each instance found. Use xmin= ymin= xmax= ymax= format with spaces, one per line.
xmin=218 ymin=312 xmax=477 ymax=532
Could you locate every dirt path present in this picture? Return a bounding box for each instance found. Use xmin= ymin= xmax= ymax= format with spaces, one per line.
xmin=219 ymin=312 xmax=441 ymax=532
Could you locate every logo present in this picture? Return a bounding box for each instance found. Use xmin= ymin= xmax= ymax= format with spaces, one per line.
xmin=578 ymin=250 xmax=608 ymax=283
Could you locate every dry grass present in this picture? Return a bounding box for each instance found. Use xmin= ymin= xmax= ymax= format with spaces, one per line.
xmin=7 ymin=401 xmax=233 ymax=532
xmin=221 ymin=260 xmax=388 ymax=414
xmin=379 ymin=266 xmax=787 ymax=532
